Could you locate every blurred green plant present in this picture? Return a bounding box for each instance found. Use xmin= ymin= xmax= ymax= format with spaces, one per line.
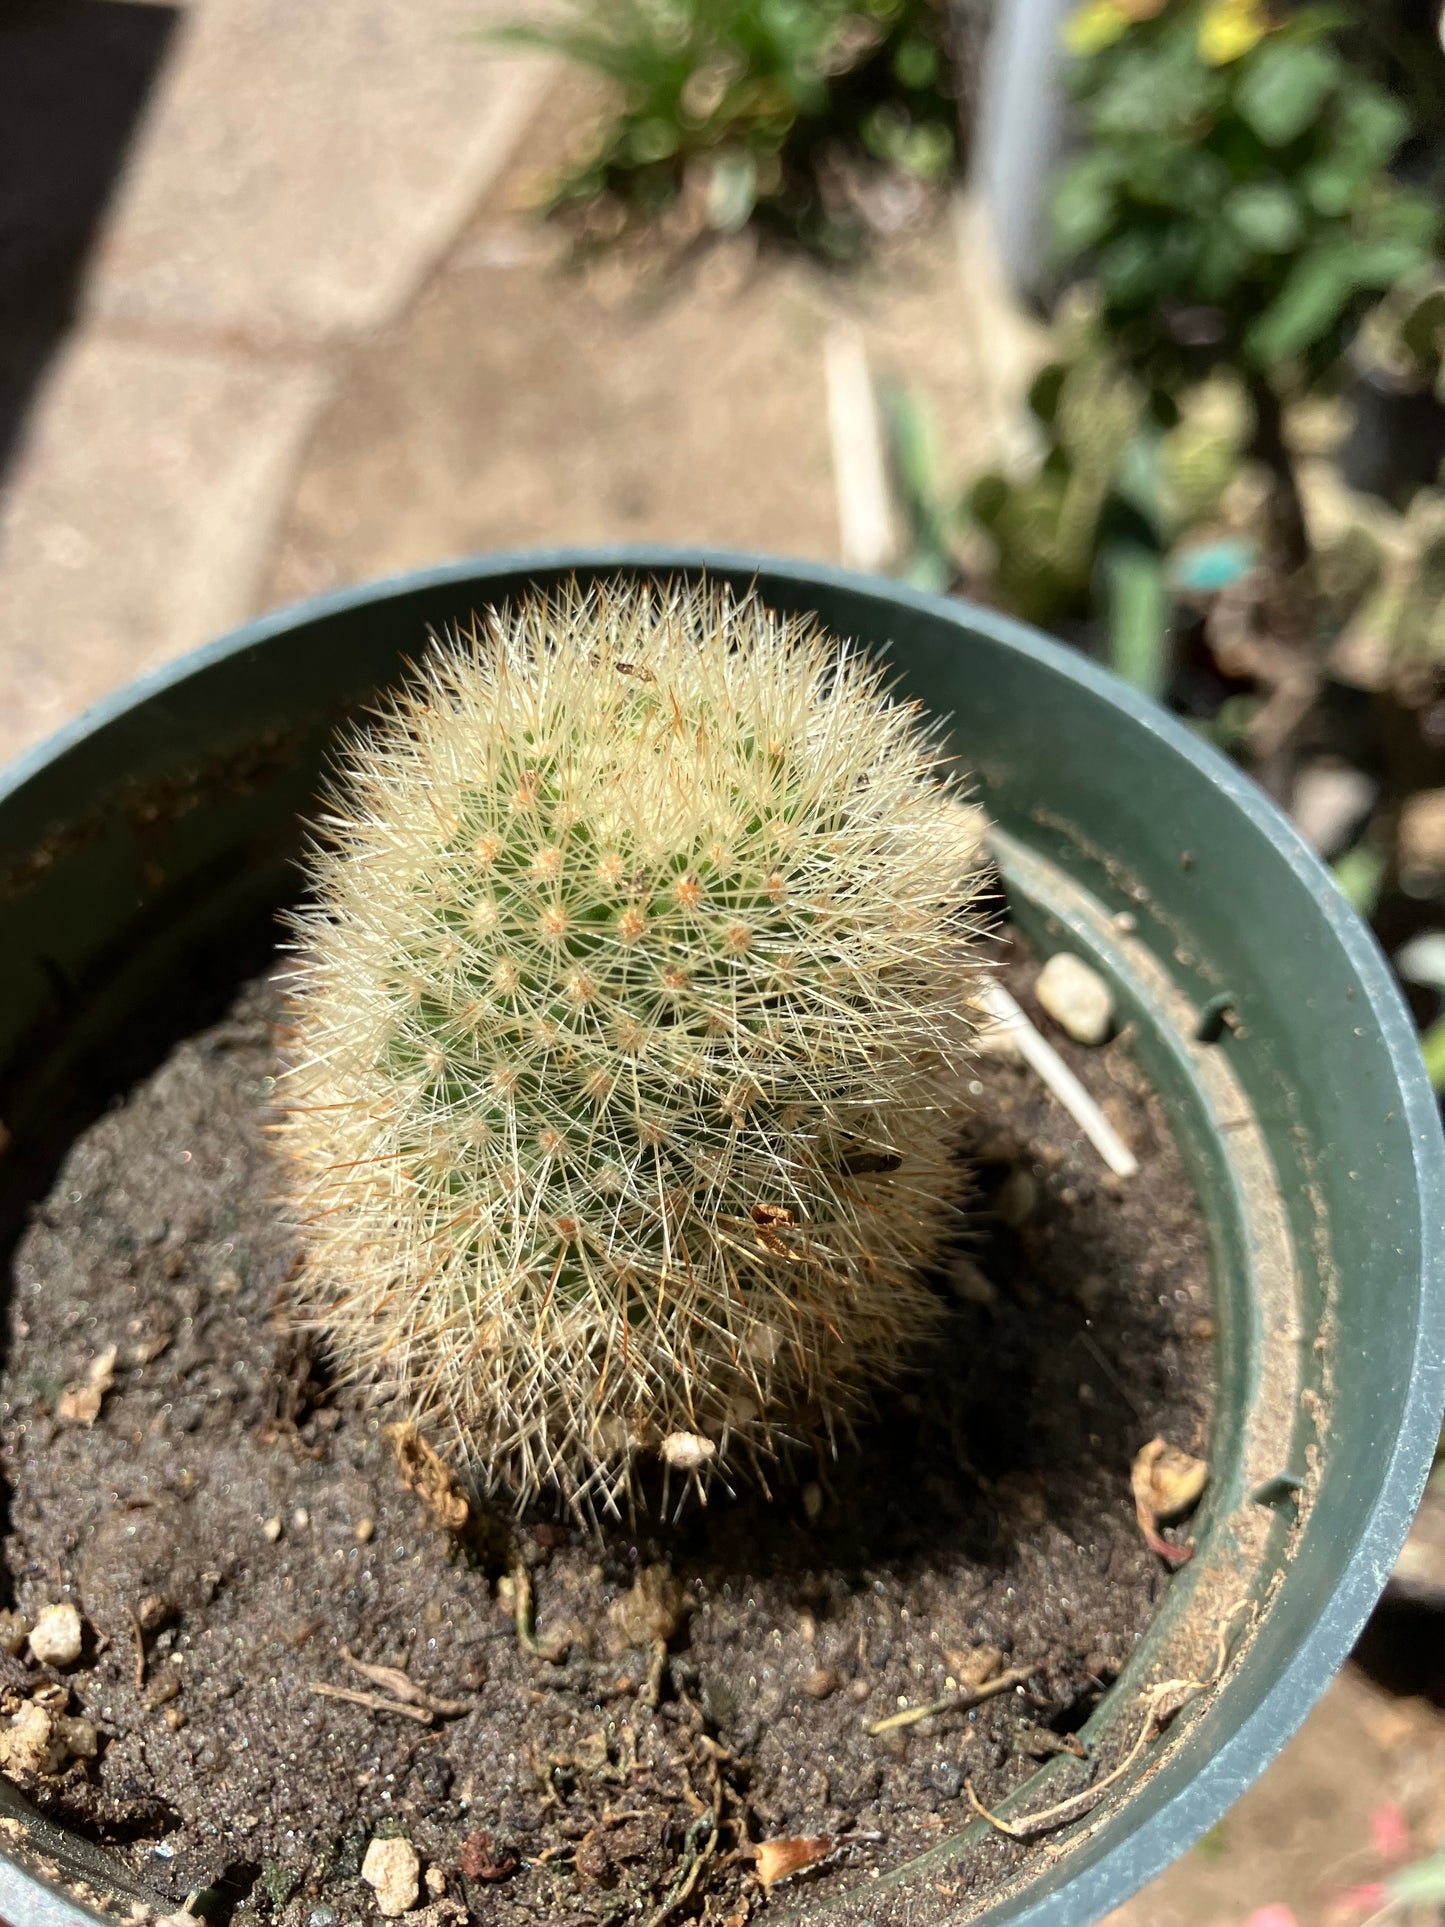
xmin=967 ymin=324 xmax=1148 ymax=630
xmin=492 ymin=0 xmax=958 ymax=254
xmin=1332 ymin=838 xmax=1387 ymax=917
xmin=966 ymin=314 xmax=1250 ymax=687
xmin=1372 ymin=1840 xmax=1445 ymax=1909
xmin=1397 ymin=934 xmax=1445 ymax=1091
xmin=1055 ymin=0 xmax=1441 ymax=564
xmin=1425 ymin=1018 xmax=1445 ymax=1090
xmin=883 ymin=380 xmax=961 ymax=594
xmin=1328 ymin=488 xmax=1445 ymax=697
xmin=1357 ymin=271 xmax=1445 ymax=400
xmin=886 ymin=312 xmax=1253 ymax=696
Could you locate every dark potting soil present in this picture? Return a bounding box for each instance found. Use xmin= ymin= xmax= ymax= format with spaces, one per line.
xmin=0 ymin=941 xmax=1213 ymax=1927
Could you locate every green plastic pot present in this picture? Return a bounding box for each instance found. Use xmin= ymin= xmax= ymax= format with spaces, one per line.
xmin=0 ymin=550 xmax=1440 ymax=1927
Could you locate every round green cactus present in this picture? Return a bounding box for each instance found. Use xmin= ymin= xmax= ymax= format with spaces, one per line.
xmin=279 ymin=584 xmax=989 ymax=1512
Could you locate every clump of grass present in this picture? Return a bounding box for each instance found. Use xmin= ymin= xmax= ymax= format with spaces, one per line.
xmin=278 ymin=583 xmax=990 ymax=1513
xmin=493 ymin=0 xmax=959 ymax=255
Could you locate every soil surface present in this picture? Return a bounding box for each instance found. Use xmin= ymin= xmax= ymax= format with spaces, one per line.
xmin=0 ymin=941 xmax=1213 ymax=1927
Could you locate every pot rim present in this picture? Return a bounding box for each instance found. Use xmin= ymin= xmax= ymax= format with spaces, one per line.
xmin=2 ymin=545 xmax=1442 ymax=1926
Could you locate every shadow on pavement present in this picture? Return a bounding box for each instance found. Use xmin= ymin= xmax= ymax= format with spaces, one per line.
xmin=1353 ymin=1582 xmax=1445 ymax=1707
xmin=0 ymin=0 xmax=181 ymax=481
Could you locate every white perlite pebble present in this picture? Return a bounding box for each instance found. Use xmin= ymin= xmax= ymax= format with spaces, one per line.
xmin=1035 ymin=952 xmax=1114 ymax=1047
xmin=28 ymin=1602 xmax=83 ymax=1669
xmin=0 ymin=1701 xmax=65 ymax=1776
xmin=659 ymin=1431 xmax=716 ymax=1471
xmin=362 ymin=1836 xmax=421 ymax=1918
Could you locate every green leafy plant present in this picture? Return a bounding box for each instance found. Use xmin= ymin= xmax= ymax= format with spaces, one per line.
xmin=492 ymin=0 xmax=957 ymax=253
xmin=968 ymin=328 xmax=1147 ymax=629
xmin=279 ymin=585 xmax=989 ymax=1512
xmin=1055 ymin=0 xmax=1440 ymax=563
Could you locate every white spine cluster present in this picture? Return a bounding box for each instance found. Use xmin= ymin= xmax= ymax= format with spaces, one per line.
xmin=278 ymin=583 xmax=989 ymax=1512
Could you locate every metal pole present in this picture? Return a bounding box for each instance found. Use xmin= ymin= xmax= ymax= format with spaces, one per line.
xmin=970 ymin=0 xmax=1077 ymax=297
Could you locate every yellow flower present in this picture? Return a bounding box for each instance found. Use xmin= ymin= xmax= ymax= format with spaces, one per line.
xmin=1064 ymin=0 xmax=1132 ymax=56
xmin=1197 ymin=0 xmax=1270 ymax=65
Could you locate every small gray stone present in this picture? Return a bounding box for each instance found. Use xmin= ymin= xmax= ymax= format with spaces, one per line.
xmin=1035 ymin=952 xmax=1113 ymax=1046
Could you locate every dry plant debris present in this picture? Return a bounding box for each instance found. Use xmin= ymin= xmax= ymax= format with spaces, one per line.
xmin=307 ymin=1682 xmax=435 ymax=1727
xmin=865 ymin=1663 xmax=1041 ymax=1737
xmin=1131 ymin=1435 xmax=1209 ymax=1565
xmin=977 ymin=981 xmax=1138 ymax=1177
xmin=338 ymin=1647 xmax=474 ymax=1717
xmin=387 ymin=1422 xmax=471 ymax=1536
xmin=608 ymin=1564 xmax=691 ymax=1649
xmin=752 ymin=1829 xmax=884 ymax=1890
xmin=753 ymin=1835 xmax=837 ymax=1887
xmin=965 ymin=1674 xmax=1205 ymax=1841
xmin=459 ymin=1831 xmax=519 ymax=1883
xmin=56 ymin=1347 xmax=116 ymax=1427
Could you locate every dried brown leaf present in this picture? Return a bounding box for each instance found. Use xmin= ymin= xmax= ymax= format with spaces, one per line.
xmin=459 ymin=1831 xmax=518 ymax=1882
xmin=754 ymin=1837 xmax=835 ymax=1888
xmin=387 ymin=1422 xmax=470 ymax=1536
xmin=608 ymin=1564 xmax=690 ymax=1648
xmin=1131 ymin=1436 xmax=1208 ymax=1566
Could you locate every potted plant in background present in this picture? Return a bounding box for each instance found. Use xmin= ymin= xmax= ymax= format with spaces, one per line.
xmin=489 ymin=0 xmax=961 ymax=257
xmin=1053 ymin=0 xmax=1440 ymax=570
xmin=0 ymin=548 xmax=1438 ymax=1927
xmin=881 ymin=0 xmax=1445 ymax=1118
xmin=1340 ymin=273 xmax=1445 ymax=504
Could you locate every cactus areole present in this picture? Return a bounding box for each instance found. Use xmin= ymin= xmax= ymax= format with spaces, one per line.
xmin=279 ymin=585 xmax=991 ymax=1511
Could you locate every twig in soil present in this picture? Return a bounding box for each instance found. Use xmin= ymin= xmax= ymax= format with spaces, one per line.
xmin=964 ymin=1676 xmax=1203 ymax=1840
xmin=511 ymin=1561 xmax=542 ymax=1656
xmin=977 ymin=982 xmax=1138 ymax=1178
xmin=1213 ymin=1599 xmax=1256 ymax=1679
xmin=509 ymin=1561 xmax=573 ymax=1663
xmin=641 ymin=1807 xmax=718 ymax=1927
xmin=1074 ymin=1330 xmax=1143 ymax=1422
xmin=1021 ymin=1726 xmax=1090 ymax=1762
xmin=865 ymin=1663 xmax=1040 ymax=1736
xmin=640 ymin=1637 xmax=669 ymax=1711
xmin=308 ymin=1681 xmax=436 ymax=1725
xmin=339 ymin=1647 xmax=474 ymax=1718
xmin=125 ymin=1604 xmax=146 ymax=1691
